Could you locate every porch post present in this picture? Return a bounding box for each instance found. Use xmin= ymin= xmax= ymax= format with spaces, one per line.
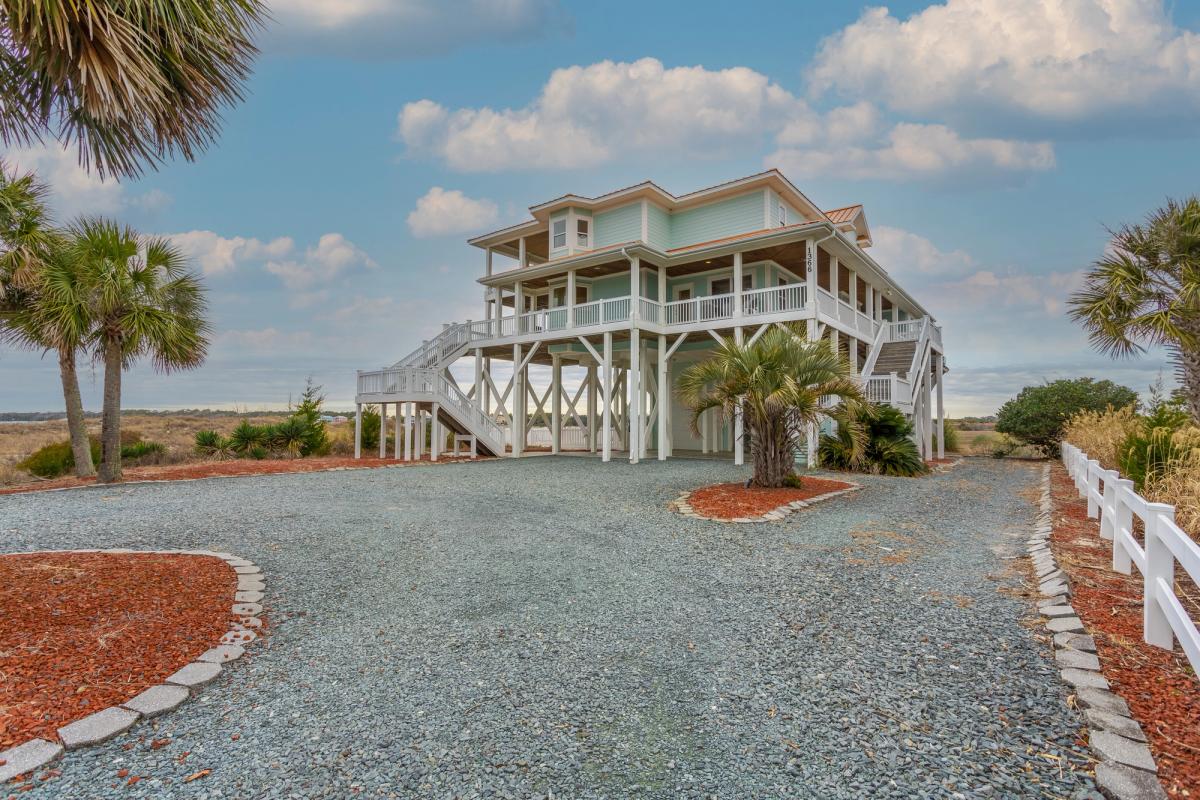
xmin=629 ymin=327 xmax=641 ymax=464
xmin=514 ymin=280 xmax=523 ymax=332
xmin=734 ymin=326 xmax=745 ymax=467
xmin=733 ymin=251 xmax=743 ymax=320
xmin=551 ymin=354 xmax=562 ymax=454
xmin=805 ymin=237 xmax=818 ymax=339
xmin=640 ymin=339 xmax=650 ymax=460
xmin=518 ymin=237 xmax=527 ymax=269
xmin=936 ymin=353 xmax=945 ymax=460
xmin=354 ymin=403 xmax=362 ymax=459
xmin=404 ymin=402 xmax=414 ymax=461
xmin=658 ymin=333 xmax=668 ymax=461
xmin=394 ymin=402 xmax=402 ymax=459
xmin=923 ymin=372 xmax=934 ymax=460
xmin=417 ymin=409 xmax=426 ymax=459
xmin=431 ymin=403 xmax=440 ymax=461
xmin=587 ymin=362 xmax=598 ymax=452
xmin=473 ymin=349 xmax=483 ymax=412
xmin=830 ymin=255 xmax=839 ymax=301
xmin=512 ymin=343 xmax=523 ymax=458
xmin=566 ymin=270 xmax=576 ymax=329
xmin=602 ymin=331 xmax=613 ymax=462
xmin=379 ymin=403 xmax=388 ymax=459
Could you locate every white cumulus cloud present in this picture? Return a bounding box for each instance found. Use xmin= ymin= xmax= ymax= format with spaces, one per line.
xmin=808 ymin=0 xmax=1200 ymax=130
xmin=167 ymin=231 xmax=293 ymax=276
xmin=398 ymin=58 xmax=1056 ymax=182
xmin=4 ymin=143 xmax=172 ymax=219
xmin=407 ymin=187 xmax=499 ymax=237
xmin=264 ymin=233 xmax=378 ymax=291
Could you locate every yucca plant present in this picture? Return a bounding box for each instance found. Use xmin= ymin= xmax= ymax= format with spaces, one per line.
xmin=194 ymin=429 xmax=232 ymax=460
xmin=228 ymin=419 xmax=267 ymax=454
xmin=678 ymin=325 xmax=863 ymax=487
xmin=270 ymin=417 xmax=308 ymax=459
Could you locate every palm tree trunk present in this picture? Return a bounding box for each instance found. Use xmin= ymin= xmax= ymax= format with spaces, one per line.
xmin=57 ymin=348 xmax=95 ymax=478
xmin=97 ymin=336 xmax=123 ymax=484
xmin=750 ymin=414 xmax=795 ymax=488
xmin=1173 ymin=326 xmax=1200 ymax=421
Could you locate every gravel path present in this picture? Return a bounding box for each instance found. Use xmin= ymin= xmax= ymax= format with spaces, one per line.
xmin=1 ymin=457 xmax=1100 ymax=799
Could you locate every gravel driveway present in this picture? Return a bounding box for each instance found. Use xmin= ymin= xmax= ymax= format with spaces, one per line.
xmin=1 ymin=457 xmax=1100 ymax=799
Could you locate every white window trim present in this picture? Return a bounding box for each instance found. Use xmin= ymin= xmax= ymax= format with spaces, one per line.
xmin=551 ymin=218 xmax=567 ymax=250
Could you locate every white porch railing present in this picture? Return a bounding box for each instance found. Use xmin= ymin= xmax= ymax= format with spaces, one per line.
xmin=663 ymin=292 xmax=735 ymax=326
xmin=356 ymin=366 xmax=505 ymax=452
xmin=742 ymin=284 xmax=808 ymax=318
xmin=1062 ymin=442 xmax=1200 ymax=679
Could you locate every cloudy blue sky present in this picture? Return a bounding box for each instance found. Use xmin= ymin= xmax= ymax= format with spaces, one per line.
xmin=3 ymin=0 xmax=1199 ymax=415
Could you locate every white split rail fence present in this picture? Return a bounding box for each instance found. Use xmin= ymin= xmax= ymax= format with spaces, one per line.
xmin=1061 ymin=441 xmax=1200 ymax=679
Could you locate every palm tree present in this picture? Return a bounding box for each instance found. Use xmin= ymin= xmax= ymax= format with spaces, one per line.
xmin=0 ymin=162 xmax=95 ymax=477
xmin=0 ymin=1 xmax=267 ymax=178
xmin=677 ymin=326 xmax=864 ymax=488
xmin=1069 ymin=198 xmax=1200 ymax=419
xmin=71 ymin=218 xmax=209 ymax=483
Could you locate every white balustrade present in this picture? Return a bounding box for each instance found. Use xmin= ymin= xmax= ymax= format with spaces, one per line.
xmin=741 ymin=284 xmax=808 ymax=318
xmin=1061 ymin=442 xmax=1200 ymax=679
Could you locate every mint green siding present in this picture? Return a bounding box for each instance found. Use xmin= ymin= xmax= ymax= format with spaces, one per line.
xmin=670 ymin=192 xmax=765 ymax=249
xmin=767 ymin=191 xmax=797 ymax=228
xmin=594 ymin=203 xmax=641 ymax=248
xmin=590 ymin=274 xmax=628 ymax=300
xmin=646 ymin=204 xmax=670 ymax=250
xmin=666 ymin=263 xmax=767 ymax=299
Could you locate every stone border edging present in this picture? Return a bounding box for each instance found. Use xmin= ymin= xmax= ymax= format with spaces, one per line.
xmin=1031 ymin=464 xmax=1167 ymax=800
xmin=668 ymin=482 xmax=862 ymax=523
xmin=0 ymin=550 xmax=265 ymax=784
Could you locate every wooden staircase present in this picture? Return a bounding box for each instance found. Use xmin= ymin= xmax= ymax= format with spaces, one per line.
xmin=872 ymin=340 xmax=918 ymax=378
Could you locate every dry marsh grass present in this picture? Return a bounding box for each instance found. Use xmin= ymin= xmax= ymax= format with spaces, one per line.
xmin=1062 ymin=406 xmax=1141 ymax=470
xmin=0 ymin=413 xmax=291 ymax=487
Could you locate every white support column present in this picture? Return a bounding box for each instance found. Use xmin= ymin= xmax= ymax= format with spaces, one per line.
xmin=830 ymin=255 xmax=839 ymax=302
xmin=629 ymin=256 xmax=640 ymax=318
xmin=849 ymin=268 xmax=857 ymax=312
xmin=923 ymin=372 xmax=933 ymax=460
xmin=551 ymin=355 xmax=562 ymax=454
xmin=483 ymin=358 xmax=492 ymax=415
xmin=566 ymin=270 xmax=576 ymax=329
xmin=514 ymin=280 xmax=523 ymax=331
xmin=518 ymin=237 xmax=527 ymax=269
xmin=394 ymin=402 xmax=402 ymax=460
xmin=587 ymin=362 xmax=598 ymax=453
xmin=936 ymin=353 xmax=945 ymax=460
xmin=629 ymin=328 xmax=641 ymax=463
xmin=657 ymin=333 xmax=668 ymax=461
xmin=602 ymin=332 xmax=613 ymax=462
xmin=848 ymin=336 xmax=859 ymax=374
xmin=733 ymin=251 xmax=743 ymax=320
xmin=354 ymin=403 xmax=362 ymax=459
xmin=379 ymin=403 xmax=388 ymax=459
xmin=485 ymin=246 xmax=493 ymax=277
xmin=657 ymin=265 xmax=667 ymax=309
xmin=404 ymin=402 xmax=414 ymax=461
xmin=474 ymin=349 xmax=483 ymax=411
xmin=640 ymin=339 xmax=650 ymax=460
xmin=417 ymin=409 xmax=426 ymax=459
xmin=431 ymin=403 xmax=440 ymax=461
xmin=734 ymin=327 xmax=745 ymax=466
xmin=512 ymin=343 xmax=523 ymax=458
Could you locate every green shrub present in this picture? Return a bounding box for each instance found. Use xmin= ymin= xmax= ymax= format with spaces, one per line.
xmin=819 ymin=403 xmax=928 ymax=477
xmin=995 ymin=378 xmax=1139 ymax=457
xmin=194 ymin=429 xmax=234 ymax=459
xmin=18 ymin=431 xmax=169 ymax=478
xmin=934 ymin=421 xmax=960 ymax=454
xmin=270 ymin=417 xmax=308 ymax=458
xmin=1116 ymin=401 xmax=1193 ymax=490
xmin=991 ymin=435 xmax=1019 ymax=459
xmin=248 ymin=445 xmax=268 ymax=460
xmin=291 ymin=379 xmax=331 ymax=457
xmin=359 ymin=406 xmax=381 ymax=451
xmin=228 ymin=419 xmax=268 ymax=454
xmin=17 ymin=440 xmax=87 ymax=478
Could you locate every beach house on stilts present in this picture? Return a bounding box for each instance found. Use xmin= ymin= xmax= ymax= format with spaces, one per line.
xmin=354 ymin=170 xmax=946 ymax=464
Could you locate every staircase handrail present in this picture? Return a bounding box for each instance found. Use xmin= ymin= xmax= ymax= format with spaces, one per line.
xmin=436 ymin=372 xmax=504 ymax=447
xmin=860 ymin=323 xmax=889 ymax=377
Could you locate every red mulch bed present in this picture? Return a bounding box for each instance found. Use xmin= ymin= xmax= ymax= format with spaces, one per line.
xmin=0 ymin=454 xmax=487 ymax=496
xmin=1049 ymin=465 xmax=1200 ymax=795
xmin=688 ymin=477 xmax=855 ymax=520
xmin=0 ymin=552 xmax=236 ymax=750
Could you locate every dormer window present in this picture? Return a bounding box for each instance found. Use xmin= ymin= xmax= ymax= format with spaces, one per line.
xmin=576 ymin=218 xmax=590 ymax=248
xmin=552 ymin=219 xmax=566 ymax=249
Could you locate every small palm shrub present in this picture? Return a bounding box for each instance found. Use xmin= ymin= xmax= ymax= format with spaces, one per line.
xmin=820 ymin=403 xmax=928 ymax=477
xmin=194 ymin=429 xmax=234 ymax=459
xmin=1116 ymin=401 xmax=1192 ymax=490
xmin=228 ymin=419 xmax=268 ymax=454
xmin=270 ymin=417 xmax=308 ymax=458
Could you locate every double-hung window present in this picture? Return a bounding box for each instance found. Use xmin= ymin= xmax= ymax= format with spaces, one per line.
xmin=576 ymin=218 xmax=590 ymax=248
xmin=552 ymin=219 xmax=567 ymax=249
